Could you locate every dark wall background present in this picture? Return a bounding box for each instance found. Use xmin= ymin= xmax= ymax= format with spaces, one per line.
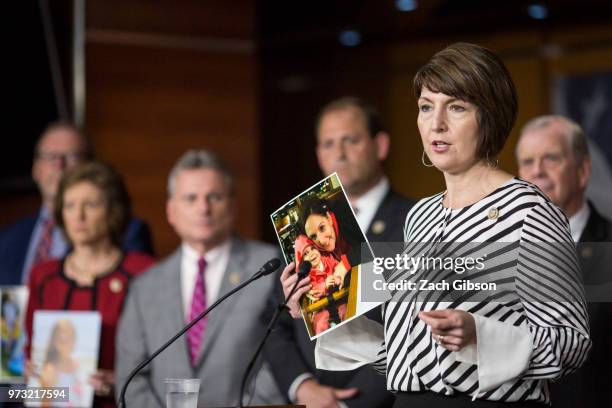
xmin=1 ymin=1 xmax=73 ymax=229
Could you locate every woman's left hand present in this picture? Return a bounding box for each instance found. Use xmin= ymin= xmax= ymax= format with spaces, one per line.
xmin=418 ymin=309 xmax=477 ymax=352
xmin=89 ymin=369 xmax=115 ymax=397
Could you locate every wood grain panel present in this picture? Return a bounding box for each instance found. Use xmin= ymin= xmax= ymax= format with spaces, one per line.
xmin=87 ymin=0 xmax=255 ymax=38
xmin=86 ymin=39 xmax=259 ymax=257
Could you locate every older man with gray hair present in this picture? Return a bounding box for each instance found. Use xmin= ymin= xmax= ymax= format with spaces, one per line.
xmin=516 ymin=115 xmax=612 ymax=408
xmin=116 ymin=150 xmax=283 ymax=407
xmin=516 ymin=115 xmax=594 ymax=233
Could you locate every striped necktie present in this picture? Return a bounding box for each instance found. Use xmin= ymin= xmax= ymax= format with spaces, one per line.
xmin=187 ymin=257 xmax=208 ymax=365
xmin=33 ymin=217 xmax=54 ymax=266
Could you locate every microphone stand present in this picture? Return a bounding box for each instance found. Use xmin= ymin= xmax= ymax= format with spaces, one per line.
xmin=118 ymin=263 xmax=278 ymax=408
xmin=237 ymin=263 xmax=310 ymax=408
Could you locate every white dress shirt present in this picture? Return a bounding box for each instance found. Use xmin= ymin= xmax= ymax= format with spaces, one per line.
xmin=352 ymin=177 xmax=389 ymax=233
xmin=569 ymin=201 xmax=590 ymax=242
xmin=180 ymin=241 xmax=231 ymax=320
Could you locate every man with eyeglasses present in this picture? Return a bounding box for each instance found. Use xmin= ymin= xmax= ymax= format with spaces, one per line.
xmin=0 ymin=122 xmax=154 ymax=285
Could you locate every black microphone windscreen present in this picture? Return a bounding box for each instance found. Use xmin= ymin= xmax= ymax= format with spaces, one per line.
xmin=260 ymin=258 xmax=282 ymax=276
xmin=298 ymin=260 xmax=312 ymax=278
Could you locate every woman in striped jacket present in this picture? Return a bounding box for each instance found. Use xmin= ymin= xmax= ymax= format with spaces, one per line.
xmin=280 ymin=42 xmax=590 ymax=407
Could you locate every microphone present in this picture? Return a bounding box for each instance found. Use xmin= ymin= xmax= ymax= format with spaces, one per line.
xmin=237 ymin=260 xmax=311 ymax=407
xmin=297 ymin=260 xmax=312 ymax=279
xmin=255 ymin=258 xmax=282 ymax=278
xmin=118 ymin=258 xmax=281 ymax=408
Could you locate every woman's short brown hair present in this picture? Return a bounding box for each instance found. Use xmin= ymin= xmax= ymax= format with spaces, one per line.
xmin=54 ymin=161 xmax=131 ymax=246
xmin=414 ymin=42 xmax=518 ymax=163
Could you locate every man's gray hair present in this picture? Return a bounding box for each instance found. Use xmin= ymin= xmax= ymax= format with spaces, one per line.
xmin=167 ymin=150 xmax=234 ymax=197
xmin=518 ymin=115 xmax=589 ymax=164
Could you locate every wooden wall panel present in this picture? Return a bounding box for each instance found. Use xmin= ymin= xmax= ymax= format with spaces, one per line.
xmin=87 ymin=0 xmax=255 ymax=38
xmin=85 ymin=2 xmax=258 ymax=257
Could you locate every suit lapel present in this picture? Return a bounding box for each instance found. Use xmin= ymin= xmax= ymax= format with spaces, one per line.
xmin=578 ymin=204 xmax=608 ymax=284
xmin=367 ymin=190 xmax=397 ymax=242
xmin=194 ymin=237 xmax=248 ymax=370
xmin=160 ymin=249 xmax=193 ymax=376
xmin=579 ymin=203 xmax=606 ymax=243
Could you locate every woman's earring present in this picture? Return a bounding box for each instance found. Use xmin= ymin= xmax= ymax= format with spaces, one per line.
xmin=422 ymin=151 xmax=435 ymax=167
xmin=485 ymin=154 xmax=499 ymax=168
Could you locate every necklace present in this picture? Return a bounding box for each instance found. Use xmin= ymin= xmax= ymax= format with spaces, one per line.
xmin=66 ymin=249 xmax=121 ymax=285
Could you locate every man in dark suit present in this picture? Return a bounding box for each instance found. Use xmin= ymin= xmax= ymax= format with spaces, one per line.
xmin=0 ymin=122 xmax=153 ymax=285
xmin=266 ymin=97 xmax=414 ymax=408
xmin=517 ymin=114 xmax=612 ymax=408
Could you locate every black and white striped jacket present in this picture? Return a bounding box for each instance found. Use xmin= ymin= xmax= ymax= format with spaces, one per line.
xmin=371 ymin=177 xmax=591 ymax=403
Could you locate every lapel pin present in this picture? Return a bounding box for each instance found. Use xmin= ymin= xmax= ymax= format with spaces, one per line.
xmin=109 ymin=278 xmax=123 ymax=293
xmin=229 ymin=272 xmax=241 ymax=285
xmin=372 ymin=220 xmax=386 ymax=235
xmin=581 ymin=247 xmax=593 ymax=258
xmin=487 ymin=207 xmax=499 ymax=220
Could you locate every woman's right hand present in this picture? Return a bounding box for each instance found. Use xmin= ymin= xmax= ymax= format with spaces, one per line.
xmin=280 ymin=262 xmax=311 ymax=319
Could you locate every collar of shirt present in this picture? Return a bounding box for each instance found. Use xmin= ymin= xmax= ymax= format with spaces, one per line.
xmin=569 ymin=201 xmax=591 ymax=242
xmin=352 ymin=177 xmax=389 ymax=233
xmin=180 ymin=240 xmax=231 ymax=320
